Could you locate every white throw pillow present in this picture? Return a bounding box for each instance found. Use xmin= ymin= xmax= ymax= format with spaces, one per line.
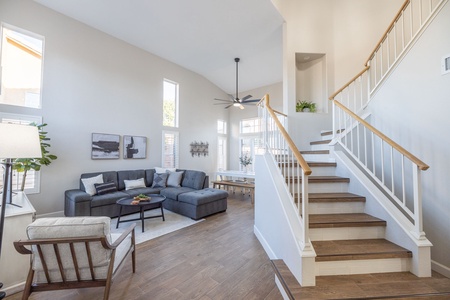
xmin=167 ymin=171 xmax=184 ymax=187
xmin=81 ymin=174 xmax=104 ymax=196
xmin=155 ymin=167 xmax=176 ymax=174
xmin=124 ymin=178 xmax=146 ymax=190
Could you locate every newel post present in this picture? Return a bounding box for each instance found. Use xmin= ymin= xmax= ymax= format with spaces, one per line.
xmin=412 ymin=165 xmax=426 ymax=240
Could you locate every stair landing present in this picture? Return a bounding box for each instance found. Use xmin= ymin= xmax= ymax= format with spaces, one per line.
xmin=272 ymin=259 xmax=450 ymax=299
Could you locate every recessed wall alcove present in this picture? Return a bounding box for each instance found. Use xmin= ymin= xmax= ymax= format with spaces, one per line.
xmin=295 ymin=52 xmax=327 ymax=113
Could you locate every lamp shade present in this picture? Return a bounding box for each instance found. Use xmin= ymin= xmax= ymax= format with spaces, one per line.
xmin=0 ymin=123 xmax=42 ymax=159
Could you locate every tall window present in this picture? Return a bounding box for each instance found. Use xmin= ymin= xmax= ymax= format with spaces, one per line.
xmin=217 ymin=120 xmax=227 ymax=170
xmin=0 ymin=23 xmax=44 ymax=108
xmin=163 ymin=79 xmax=179 ymax=127
xmin=0 ymin=113 xmax=42 ymax=193
xmin=162 ymin=131 xmax=179 ymax=168
xmin=239 ymin=117 xmax=263 ymax=172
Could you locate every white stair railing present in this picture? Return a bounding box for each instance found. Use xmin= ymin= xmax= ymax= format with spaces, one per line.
xmin=328 ymin=0 xmax=441 ymax=240
xmin=258 ymin=94 xmax=313 ymax=251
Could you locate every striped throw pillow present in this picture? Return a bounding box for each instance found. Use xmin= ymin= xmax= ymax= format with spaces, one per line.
xmin=94 ymin=182 xmax=118 ymax=195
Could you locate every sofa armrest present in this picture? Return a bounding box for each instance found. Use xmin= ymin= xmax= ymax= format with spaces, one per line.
xmin=65 ymin=189 xmax=92 ymax=216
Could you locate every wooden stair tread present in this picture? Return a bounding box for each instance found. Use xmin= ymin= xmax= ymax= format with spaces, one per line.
xmin=287 ymin=176 xmax=350 ymax=183
xmin=308 ymin=192 xmax=365 ymax=202
xmin=310 ymin=139 xmax=331 ymax=145
xmin=300 ymin=150 xmax=329 ymax=155
xmin=309 ymin=213 xmax=386 ymax=228
xmin=278 ymin=161 xmax=337 ymax=167
xmin=313 ymin=239 xmax=412 ymax=261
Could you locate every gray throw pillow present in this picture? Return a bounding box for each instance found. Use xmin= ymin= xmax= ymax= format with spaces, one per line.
xmin=151 ymin=173 xmax=169 ymax=188
xmin=167 ymin=171 xmax=184 ymax=187
xmin=94 ymin=182 xmax=117 ymax=195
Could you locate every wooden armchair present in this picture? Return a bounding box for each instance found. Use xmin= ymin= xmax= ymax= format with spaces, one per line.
xmin=13 ymin=217 xmax=136 ymax=300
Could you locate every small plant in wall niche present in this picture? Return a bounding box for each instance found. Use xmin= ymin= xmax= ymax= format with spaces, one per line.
xmin=296 ymin=100 xmax=316 ymax=113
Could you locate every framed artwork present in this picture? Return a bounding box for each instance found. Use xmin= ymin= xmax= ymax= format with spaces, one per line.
xmin=190 ymin=141 xmax=209 ymax=157
xmin=91 ymin=133 xmax=120 ymax=159
xmin=123 ymin=135 xmax=147 ymax=159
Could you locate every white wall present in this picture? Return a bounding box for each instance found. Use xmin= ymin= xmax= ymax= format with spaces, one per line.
xmin=274 ymin=0 xmax=403 ymax=149
xmin=367 ymin=1 xmax=450 ymax=274
xmin=0 ymin=0 xmax=229 ymax=215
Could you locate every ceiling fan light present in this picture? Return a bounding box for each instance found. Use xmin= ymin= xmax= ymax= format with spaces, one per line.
xmin=233 ymin=102 xmax=240 ymax=107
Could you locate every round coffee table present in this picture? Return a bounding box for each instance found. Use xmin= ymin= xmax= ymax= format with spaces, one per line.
xmin=116 ymin=194 xmax=166 ymax=232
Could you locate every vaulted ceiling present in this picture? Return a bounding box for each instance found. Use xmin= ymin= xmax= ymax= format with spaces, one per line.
xmin=34 ymin=0 xmax=284 ymax=94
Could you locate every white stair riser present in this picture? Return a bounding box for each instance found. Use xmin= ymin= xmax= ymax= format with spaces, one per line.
xmin=309 ymin=201 xmax=365 ymax=214
xmin=316 ymin=258 xmax=410 ymax=276
xmin=310 ymin=226 xmax=386 ymax=241
xmin=302 ymin=154 xmax=335 ymax=162
xmin=311 ymin=143 xmax=330 ymax=151
xmin=308 ymin=182 xmax=349 ymax=193
xmin=281 ymin=166 xmax=336 ymax=176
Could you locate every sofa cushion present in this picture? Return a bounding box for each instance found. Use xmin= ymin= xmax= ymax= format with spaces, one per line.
xmin=122 ymin=187 xmax=162 ymax=197
xmin=80 ymin=171 xmax=118 ymax=192
xmin=90 ymin=191 xmax=129 ymax=208
xmin=180 ymin=170 xmax=206 ymax=190
xmin=178 ymin=188 xmax=228 ymax=206
xmin=151 ymin=172 xmax=168 ymax=188
xmin=118 ymin=170 xmax=146 ymax=190
xmin=160 ymin=187 xmax=195 ymax=201
xmin=155 ymin=167 xmax=176 ymax=174
xmin=124 ymin=178 xmax=146 ymax=190
xmin=145 ymin=169 xmax=156 ymax=187
xmin=167 ymin=171 xmax=184 ymax=187
xmin=94 ymin=182 xmax=118 ymax=195
xmin=81 ymin=174 xmax=103 ymax=196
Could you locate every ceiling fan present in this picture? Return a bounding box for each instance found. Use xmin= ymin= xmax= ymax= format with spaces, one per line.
xmin=214 ymin=58 xmax=260 ymax=109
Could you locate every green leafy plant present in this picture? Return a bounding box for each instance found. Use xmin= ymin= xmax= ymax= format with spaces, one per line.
xmin=13 ymin=123 xmax=57 ymax=191
xmin=296 ymin=100 xmax=316 ymax=112
xmin=239 ymin=153 xmax=253 ymax=167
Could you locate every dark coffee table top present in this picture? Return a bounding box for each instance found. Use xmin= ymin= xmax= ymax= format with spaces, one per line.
xmin=117 ymin=194 xmax=166 ymax=207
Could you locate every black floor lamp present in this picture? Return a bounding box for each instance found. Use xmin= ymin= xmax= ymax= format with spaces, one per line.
xmin=0 ymin=123 xmax=42 ymax=299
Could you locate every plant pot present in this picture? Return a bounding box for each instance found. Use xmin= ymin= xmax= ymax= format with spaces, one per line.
xmin=302 ymin=108 xmax=310 ymax=112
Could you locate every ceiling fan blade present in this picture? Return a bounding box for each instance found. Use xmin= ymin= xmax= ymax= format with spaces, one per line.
xmin=228 ymin=94 xmax=235 ymax=101
xmin=225 ymin=104 xmax=233 ymax=109
xmin=214 ymin=103 xmax=230 ymax=105
xmin=214 ymin=98 xmax=233 ymax=102
xmin=241 ymin=95 xmax=252 ymax=101
xmin=242 ymin=99 xmax=260 ymax=103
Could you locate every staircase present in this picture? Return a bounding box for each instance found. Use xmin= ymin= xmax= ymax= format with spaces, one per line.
xmin=281 ymin=130 xmax=412 ymax=276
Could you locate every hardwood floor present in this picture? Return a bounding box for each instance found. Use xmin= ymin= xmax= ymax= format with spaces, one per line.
xmin=5 ymin=193 xmax=282 ymax=300
xmin=6 ymin=192 xmax=450 ymax=300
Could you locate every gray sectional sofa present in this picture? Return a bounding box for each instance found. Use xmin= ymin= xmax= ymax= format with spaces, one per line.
xmin=64 ymin=169 xmax=228 ymax=220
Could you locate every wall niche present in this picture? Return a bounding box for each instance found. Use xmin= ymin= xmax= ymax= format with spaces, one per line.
xmin=295 ymin=53 xmax=327 ymax=113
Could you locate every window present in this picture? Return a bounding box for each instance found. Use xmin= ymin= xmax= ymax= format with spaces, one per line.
xmin=0 ymin=23 xmax=44 ymax=108
xmin=0 ymin=113 xmax=42 ymax=194
xmin=240 ymin=117 xmax=261 ymax=134
xmin=163 ymin=79 xmax=179 ymax=127
xmin=162 ymin=131 xmax=179 ymax=168
xmin=239 ymin=118 xmax=263 ymax=172
xmin=217 ymin=120 xmax=227 ymax=170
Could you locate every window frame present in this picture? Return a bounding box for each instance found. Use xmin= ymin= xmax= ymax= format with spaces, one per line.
xmin=0 ymin=22 xmax=45 ymax=109
xmin=162 ymin=130 xmax=179 ymax=169
xmin=162 ymin=79 xmax=179 ymax=128
xmin=217 ymin=119 xmax=228 ymax=171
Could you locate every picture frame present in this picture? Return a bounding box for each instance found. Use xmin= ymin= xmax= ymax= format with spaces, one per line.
xmin=91 ymin=133 xmax=120 ymax=159
xmin=123 ymin=135 xmax=147 ymax=159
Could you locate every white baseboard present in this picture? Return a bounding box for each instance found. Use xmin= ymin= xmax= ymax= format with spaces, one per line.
xmin=275 ymin=276 xmax=290 ymax=300
xmin=253 ymin=225 xmax=276 ymax=259
xmin=3 ymin=282 xmax=25 ymax=297
xmin=36 ymin=210 xmax=64 ymax=218
xmin=432 ymin=260 xmax=450 ymax=278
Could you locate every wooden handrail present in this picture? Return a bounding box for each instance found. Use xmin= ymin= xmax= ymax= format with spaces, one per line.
xmin=334 ymin=100 xmax=429 ymax=170
xmin=262 ymin=94 xmax=312 ymax=175
xmin=365 ymin=0 xmax=410 ymax=65
xmin=329 ymin=66 xmax=370 ymax=100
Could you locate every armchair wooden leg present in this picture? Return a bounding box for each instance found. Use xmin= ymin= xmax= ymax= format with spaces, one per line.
xmin=21 ymin=268 xmax=34 ymax=300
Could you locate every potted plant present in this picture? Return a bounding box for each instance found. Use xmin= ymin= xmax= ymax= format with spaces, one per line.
xmin=13 ymin=123 xmax=57 ymax=191
xmin=239 ymin=153 xmax=252 ymax=172
xmin=296 ymin=100 xmax=316 ymax=112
